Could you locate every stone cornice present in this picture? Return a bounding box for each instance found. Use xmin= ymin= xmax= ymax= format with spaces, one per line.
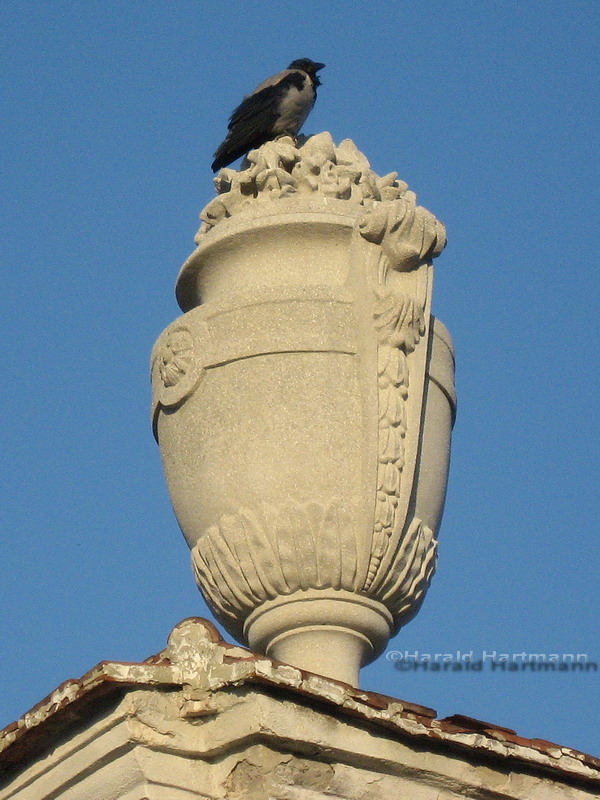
xmin=1 ymin=619 xmax=598 ymax=789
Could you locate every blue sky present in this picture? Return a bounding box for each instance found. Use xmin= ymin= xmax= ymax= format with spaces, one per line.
xmin=2 ymin=0 xmax=599 ymax=757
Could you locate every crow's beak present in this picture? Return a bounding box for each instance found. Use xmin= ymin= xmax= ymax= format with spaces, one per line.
xmin=314 ymin=62 xmax=326 ymax=72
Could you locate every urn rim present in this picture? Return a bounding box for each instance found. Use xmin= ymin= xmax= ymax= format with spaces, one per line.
xmin=176 ymin=196 xmax=361 ymax=312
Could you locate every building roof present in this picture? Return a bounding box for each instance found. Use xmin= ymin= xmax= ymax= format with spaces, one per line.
xmin=1 ymin=617 xmax=598 ymax=789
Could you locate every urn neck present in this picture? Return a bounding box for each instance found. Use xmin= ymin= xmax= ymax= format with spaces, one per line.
xmin=267 ymin=628 xmax=369 ymax=688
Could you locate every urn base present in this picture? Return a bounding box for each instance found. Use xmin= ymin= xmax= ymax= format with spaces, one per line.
xmin=244 ymin=589 xmax=394 ymax=687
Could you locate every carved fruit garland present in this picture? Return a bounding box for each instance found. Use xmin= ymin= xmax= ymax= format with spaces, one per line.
xmin=196 ymin=132 xmax=413 ymax=241
xmin=365 ymin=290 xmax=425 ymax=590
xmin=355 ymin=185 xmax=444 ymax=596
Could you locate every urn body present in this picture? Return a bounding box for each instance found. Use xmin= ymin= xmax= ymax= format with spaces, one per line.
xmin=152 ymin=147 xmax=454 ymax=685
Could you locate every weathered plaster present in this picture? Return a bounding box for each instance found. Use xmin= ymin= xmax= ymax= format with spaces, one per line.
xmin=1 ymin=619 xmax=598 ymax=799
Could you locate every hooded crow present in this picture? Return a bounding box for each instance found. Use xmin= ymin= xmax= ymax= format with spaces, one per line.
xmin=211 ymin=58 xmax=325 ymax=172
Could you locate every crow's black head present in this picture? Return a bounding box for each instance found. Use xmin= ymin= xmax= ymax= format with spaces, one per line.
xmin=288 ymin=58 xmax=326 ymax=76
xmin=288 ymin=58 xmax=325 ymax=88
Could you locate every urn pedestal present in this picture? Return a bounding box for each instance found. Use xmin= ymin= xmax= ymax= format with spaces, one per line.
xmin=152 ymin=134 xmax=455 ymax=686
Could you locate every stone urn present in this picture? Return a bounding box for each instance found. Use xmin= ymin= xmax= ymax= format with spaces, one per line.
xmin=151 ymin=133 xmax=455 ymax=686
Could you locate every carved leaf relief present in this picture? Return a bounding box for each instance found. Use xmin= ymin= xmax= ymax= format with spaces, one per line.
xmin=191 ymin=501 xmax=360 ymax=630
xmin=192 ymin=502 xmax=436 ymax=632
xmin=375 ymin=517 xmax=437 ymax=625
xmin=373 ymin=290 xmax=425 ymax=354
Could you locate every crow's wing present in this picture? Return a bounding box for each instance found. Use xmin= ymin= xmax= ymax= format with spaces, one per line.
xmin=221 ymin=87 xmax=281 ymax=152
xmin=212 ymin=71 xmax=307 ymax=171
xmin=228 ymin=69 xmax=305 ymax=129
